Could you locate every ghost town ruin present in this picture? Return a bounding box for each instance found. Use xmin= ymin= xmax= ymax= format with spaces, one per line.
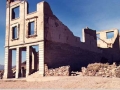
xmin=3 ymin=0 xmax=120 ymax=79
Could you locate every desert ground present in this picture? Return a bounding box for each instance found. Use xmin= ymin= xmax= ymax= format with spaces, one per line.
xmin=0 ymin=76 xmax=120 ymax=89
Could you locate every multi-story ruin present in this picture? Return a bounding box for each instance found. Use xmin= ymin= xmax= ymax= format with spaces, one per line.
xmin=4 ymin=0 xmax=120 ymax=79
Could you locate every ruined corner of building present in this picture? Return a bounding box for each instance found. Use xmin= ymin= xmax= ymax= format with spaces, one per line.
xmin=3 ymin=0 xmax=120 ymax=79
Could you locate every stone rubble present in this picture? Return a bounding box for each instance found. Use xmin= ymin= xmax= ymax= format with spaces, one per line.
xmin=45 ymin=64 xmax=70 ymax=76
xmin=81 ymin=63 xmax=120 ymax=78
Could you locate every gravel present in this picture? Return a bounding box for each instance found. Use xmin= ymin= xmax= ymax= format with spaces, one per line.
xmin=0 ymin=76 xmax=120 ymax=89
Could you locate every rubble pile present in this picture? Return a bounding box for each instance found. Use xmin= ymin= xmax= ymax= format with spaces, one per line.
xmin=45 ymin=64 xmax=70 ymax=76
xmin=81 ymin=63 xmax=120 ymax=78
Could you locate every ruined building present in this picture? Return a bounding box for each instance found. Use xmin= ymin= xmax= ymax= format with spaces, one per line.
xmin=4 ymin=0 xmax=120 ymax=79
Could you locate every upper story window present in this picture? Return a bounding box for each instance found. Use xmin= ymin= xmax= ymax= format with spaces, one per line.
xmin=11 ymin=23 xmax=19 ymax=40
xmin=12 ymin=6 xmax=20 ymax=20
xmin=96 ymin=34 xmax=100 ymax=40
xmin=26 ymin=16 xmax=38 ymax=38
xmin=106 ymin=31 xmax=114 ymax=39
xmin=12 ymin=26 xmax=18 ymax=40
xmin=28 ymin=21 xmax=35 ymax=35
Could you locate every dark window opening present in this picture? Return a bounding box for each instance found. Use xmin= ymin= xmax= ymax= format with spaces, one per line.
xmin=28 ymin=21 xmax=35 ymax=35
xmin=12 ymin=6 xmax=20 ymax=19
xmin=106 ymin=31 xmax=114 ymax=39
xmin=12 ymin=26 xmax=18 ymax=39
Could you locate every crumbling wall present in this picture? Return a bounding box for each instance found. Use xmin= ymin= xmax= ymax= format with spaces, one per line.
xmin=96 ymin=29 xmax=120 ymax=63
xmin=45 ymin=41 xmax=102 ymax=71
xmin=44 ymin=40 xmax=120 ymax=72
xmin=97 ymin=29 xmax=119 ymax=49
xmin=44 ymin=5 xmax=101 ymax=53
xmin=44 ymin=2 xmax=120 ymax=71
xmin=45 ymin=16 xmax=80 ymax=47
xmin=82 ymin=28 xmax=97 ymax=47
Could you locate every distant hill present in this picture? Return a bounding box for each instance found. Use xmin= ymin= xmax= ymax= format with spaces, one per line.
xmin=0 ymin=64 xmax=4 ymax=70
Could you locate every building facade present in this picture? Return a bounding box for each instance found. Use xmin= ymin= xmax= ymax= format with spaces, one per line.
xmin=4 ymin=0 xmax=120 ymax=79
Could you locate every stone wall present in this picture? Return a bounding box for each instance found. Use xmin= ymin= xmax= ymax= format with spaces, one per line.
xmin=44 ymin=41 xmax=120 ymax=71
xmin=43 ymin=1 xmax=120 ymax=72
xmin=45 ymin=41 xmax=102 ymax=71
xmin=82 ymin=28 xmax=97 ymax=47
xmin=44 ymin=5 xmax=101 ymax=53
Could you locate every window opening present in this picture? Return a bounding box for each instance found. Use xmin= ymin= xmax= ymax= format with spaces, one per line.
xmin=106 ymin=31 xmax=114 ymax=39
xmin=96 ymin=34 xmax=100 ymax=40
xmin=28 ymin=21 xmax=35 ymax=35
xmin=12 ymin=26 xmax=18 ymax=39
xmin=12 ymin=6 xmax=20 ymax=19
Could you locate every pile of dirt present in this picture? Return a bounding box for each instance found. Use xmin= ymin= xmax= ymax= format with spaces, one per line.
xmin=81 ymin=63 xmax=120 ymax=78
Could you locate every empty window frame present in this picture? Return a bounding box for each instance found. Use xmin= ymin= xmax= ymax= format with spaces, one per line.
xmin=27 ymin=0 xmax=37 ymax=14
xmin=96 ymin=34 xmax=100 ymax=40
xmin=28 ymin=21 xmax=35 ymax=35
xmin=106 ymin=31 xmax=114 ymax=39
xmin=12 ymin=6 xmax=20 ymax=19
xmin=12 ymin=26 xmax=18 ymax=39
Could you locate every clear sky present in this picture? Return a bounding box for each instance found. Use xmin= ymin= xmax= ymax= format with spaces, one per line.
xmin=0 ymin=0 xmax=120 ymax=65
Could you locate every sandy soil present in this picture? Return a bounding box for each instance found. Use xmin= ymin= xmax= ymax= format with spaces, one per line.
xmin=0 ymin=76 xmax=120 ymax=89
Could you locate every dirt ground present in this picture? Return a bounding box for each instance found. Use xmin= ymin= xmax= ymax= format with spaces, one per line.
xmin=0 ymin=76 xmax=120 ymax=89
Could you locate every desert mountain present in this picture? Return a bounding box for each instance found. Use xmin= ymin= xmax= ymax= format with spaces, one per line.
xmin=0 ymin=64 xmax=4 ymax=70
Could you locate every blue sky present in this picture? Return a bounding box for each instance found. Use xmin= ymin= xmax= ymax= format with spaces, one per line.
xmin=0 ymin=0 xmax=120 ymax=65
